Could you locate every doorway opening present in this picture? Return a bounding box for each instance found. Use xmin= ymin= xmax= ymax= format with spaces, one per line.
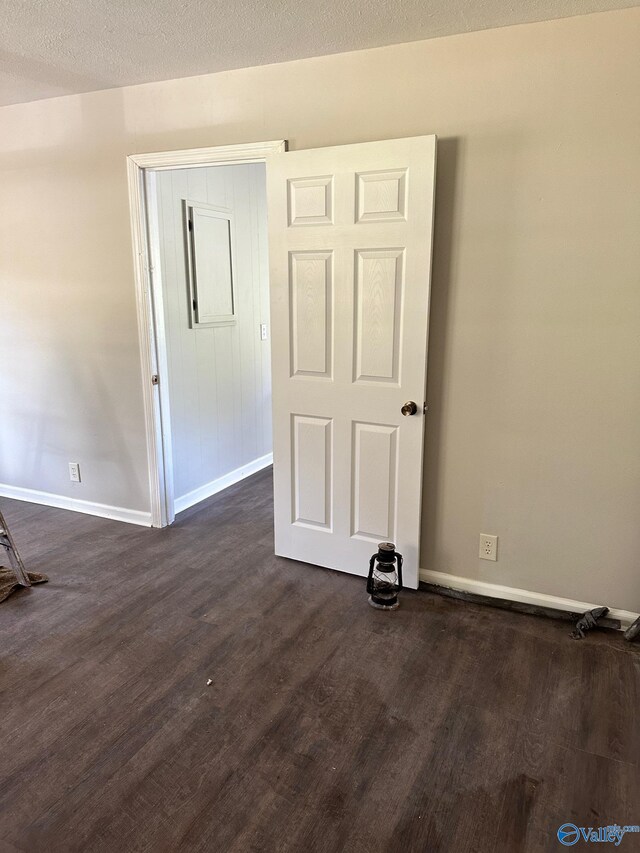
xmin=127 ymin=141 xmax=286 ymax=527
xmin=152 ymin=160 xmax=271 ymax=516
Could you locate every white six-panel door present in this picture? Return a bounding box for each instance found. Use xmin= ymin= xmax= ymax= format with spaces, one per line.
xmin=267 ymin=136 xmax=436 ymax=589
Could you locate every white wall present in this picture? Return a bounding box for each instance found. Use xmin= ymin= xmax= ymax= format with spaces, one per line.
xmin=0 ymin=9 xmax=638 ymax=609
xmin=152 ymin=163 xmax=271 ymax=507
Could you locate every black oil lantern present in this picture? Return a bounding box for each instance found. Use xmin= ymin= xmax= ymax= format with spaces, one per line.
xmin=366 ymin=542 xmax=403 ymax=610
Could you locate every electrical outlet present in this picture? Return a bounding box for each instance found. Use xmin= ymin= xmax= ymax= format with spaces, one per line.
xmin=479 ymin=534 xmax=498 ymax=561
xmin=69 ymin=462 xmax=81 ymax=483
xmin=260 ymin=323 xmax=268 ymax=341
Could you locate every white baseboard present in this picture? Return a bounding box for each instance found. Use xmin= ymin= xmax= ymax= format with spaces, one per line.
xmin=0 ymin=483 xmax=152 ymax=526
xmin=419 ymin=568 xmax=639 ymax=630
xmin=174 ymin=453 xmax=273 ymax=514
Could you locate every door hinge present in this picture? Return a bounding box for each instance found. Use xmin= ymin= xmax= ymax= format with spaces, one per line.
xmin=151 ymin=374 xmax=159 ymax=386
xmin=188 ymin=218 xmax=193 ymax=232
xmin=192 ymin=299 xmax=197 ymax=312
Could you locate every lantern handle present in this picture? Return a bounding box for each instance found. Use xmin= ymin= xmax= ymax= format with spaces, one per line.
xmin=366 ymin=554 xmax=377 ymax=595
xmin=396 ymin=552 xmax=403 ymax=591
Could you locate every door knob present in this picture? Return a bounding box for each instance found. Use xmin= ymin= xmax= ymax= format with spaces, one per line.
xmin=401 ymin=401 xmax=418 ymax=416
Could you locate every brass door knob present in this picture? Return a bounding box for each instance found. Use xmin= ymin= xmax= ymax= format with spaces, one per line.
xmin=401 ymin=401 xmax=418 ymax=416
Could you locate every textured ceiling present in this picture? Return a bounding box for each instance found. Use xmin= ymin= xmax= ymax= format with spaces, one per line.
xmin=1 ymin=0 xmax=638 ymax=106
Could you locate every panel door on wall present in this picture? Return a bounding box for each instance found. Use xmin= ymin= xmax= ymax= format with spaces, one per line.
xmin=267 ymin=136 xmax=436 ymax=588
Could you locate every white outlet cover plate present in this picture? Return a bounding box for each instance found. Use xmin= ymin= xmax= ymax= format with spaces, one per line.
xmin=479 ymin=533 xmax=498 ymax=561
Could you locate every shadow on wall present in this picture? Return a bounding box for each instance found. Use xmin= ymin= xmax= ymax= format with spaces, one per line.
xmin=0 ymin=325 xmax=147 ymax=507
xmin=421 ymin=136 xmax=462 ymax=570
xmin=0 ymin=88 xmax=151 ymax=511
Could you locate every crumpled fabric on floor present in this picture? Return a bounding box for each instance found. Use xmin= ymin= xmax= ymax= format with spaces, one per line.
xmin=0 ymin=566 xmax=48 ymax=603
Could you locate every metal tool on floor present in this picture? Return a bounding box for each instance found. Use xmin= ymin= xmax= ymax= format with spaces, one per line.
xmin=0 ymin=508 xmax=30 ymax=588
xmin=571 ymin=606 xmax=609 ymax=639
xmin=624 ymin=616 xmax=640 ymax=643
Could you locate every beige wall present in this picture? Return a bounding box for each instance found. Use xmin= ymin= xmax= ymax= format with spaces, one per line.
xmin=1 ymin=9 xmax=638 ymax=608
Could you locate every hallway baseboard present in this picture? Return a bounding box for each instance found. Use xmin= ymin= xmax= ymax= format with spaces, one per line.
xmin=174 ymin=453 xmax=273 ymax=514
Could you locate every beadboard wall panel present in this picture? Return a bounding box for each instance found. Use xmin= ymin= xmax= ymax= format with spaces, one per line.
xmin=153 ymin=163 xmax=272 ymax=502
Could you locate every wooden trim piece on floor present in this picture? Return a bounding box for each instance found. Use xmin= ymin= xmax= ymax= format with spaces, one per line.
xmin=419 ymin=568 xmax=639 ymax=630
xmin=174 ymin=454 xmax=273 ymax=514
xmin=0 ymin=483 xmax=152 ymax=526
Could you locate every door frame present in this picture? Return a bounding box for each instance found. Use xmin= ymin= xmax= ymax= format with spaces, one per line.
xmin=127 ymin=140 xmax=287 ymax=527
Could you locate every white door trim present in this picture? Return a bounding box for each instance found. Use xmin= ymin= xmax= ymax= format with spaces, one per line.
xmin=127 ymin=140 xmax=286 ymax=527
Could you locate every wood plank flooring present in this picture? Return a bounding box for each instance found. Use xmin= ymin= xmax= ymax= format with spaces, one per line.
xmin=1 ymin=469 xmax=638 ymax=852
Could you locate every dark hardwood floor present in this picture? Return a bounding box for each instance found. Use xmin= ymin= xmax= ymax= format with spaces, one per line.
xmin=1 ymin=469 xmax=638 ymax=852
